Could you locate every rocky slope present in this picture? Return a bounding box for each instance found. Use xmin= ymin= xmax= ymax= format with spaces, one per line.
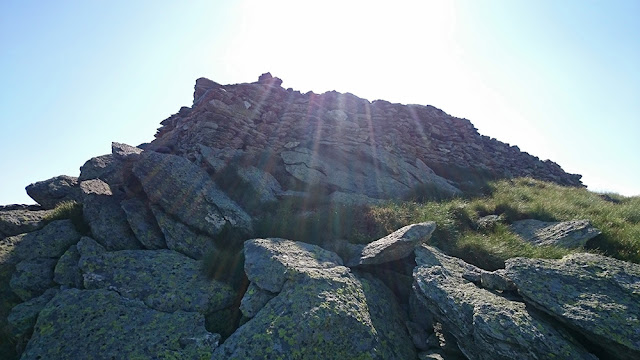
xmin=1 ymin=74 xmax=636 ymax=360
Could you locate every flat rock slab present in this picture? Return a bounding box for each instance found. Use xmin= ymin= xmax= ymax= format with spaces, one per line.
xmin=151 ymin=206 xmax=214 ymax=260
xmin=21 ymin=288 xmax=219 ymax=360
xmin=214 ymin=238 xmax=416 ymax=359
xmin=505 ymin=254 xmax=640 ymax=360
xmin=510 ymin=219 xmax=601 ymax=248
xmin=347 ymin=221 xmax=436 ymax=266
xmin=413 ymin=245 xmax=596 ymax=360
xmin=121 ymin=198 xmax=166 ymax=250
xmin=0 ymin=219 xmax=80 ymax=265
xmin=25 ymin=175 xmax=82 ymax=209
xmin=0 ymin=207 xmax=52 ymax=239
xmin=132 ymin=151 xmax=253 ymax=240
xmin=79 ymin=249 xmax=235 ymax=313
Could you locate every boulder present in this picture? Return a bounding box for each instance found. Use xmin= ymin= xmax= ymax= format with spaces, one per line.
xmin=80 ymin=179 xmax=143 ymax=250
xmin=78 ymin=154 xmax=118 ymax=182
xmin=0 ymin=205 xmax=52 ymax=239
xmin=0 ymin=219 xmax=80 ymax=265
xmin=121 ymin=198 xmax=166 ymax=250
xmin=132 ymin=151 xmax=253 ymax=240
xmin=505 ymin=254 xmax=640 ymax=360
xmin=239 ymin=283 xmax=276 ymax=319
xmin=10 ymin=257 xmax=57 ymax=301
xmin=413 ymin=245 xmax=596 ymax=359
xmin=111 ymin=141 xmax=143 ymax=160
xmin=236 ymin=165 xmax=283 ymax=205
xmin=214 ymin=238 xmax=416 ymax=359
xmin=25 ymin=175 xmax=82 ymax=209
xmin=151 ymin=206 xmax=214 ymax=260
xmin=7 ymin=288 xmax=59 ymax=339
xmin=21 ymin=288 xmax=219 ymax=359
xmin=510 ymin=219 xmax=601 ymax=248
xmin=79 ymin=249 xmax=235 ymax=314
xmin=347 ymin=222 xmax=436 ymax=266
xmin=53 ymin=244 xmax=83 ymax=288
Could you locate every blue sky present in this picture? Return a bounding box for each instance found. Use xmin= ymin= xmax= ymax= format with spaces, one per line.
xmin=1 ymin=0 xmax=638 ymax=205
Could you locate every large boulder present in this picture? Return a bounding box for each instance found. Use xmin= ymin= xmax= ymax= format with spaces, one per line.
xmin=510 ymin=219 xmax=601 ymax=248
xmin=0 ymin=219 xmax=81 ymax=265
xmin=151 ymin=206 xmax=214 ymax=260
xmin=413 ymin=245 xmax=596 ymax=360
xmin=214 ymin=238 xmax=416 ymax=359
xmin=79 ymin=248 xmax=235 ymax=314
xmin=53 ymin=243 xmax=83 ymax=288
xmin=80 ymin=179 xmax=143 ymax=250
xmin=25 ymin=175 xmax=82 ymax=209
xmin=7 ymin=288 xmax=59 ymax=340
xmin=0 ymin=205 xmax=52 ymax=239
xmin=505 ymin=254 xmax=640 ymax=360
xmin=347 ymin=221 xmax=436 ymax=266
xmin=121 ymin=198 xmax=166 ymax=250
xmin=20 ymin=288 xmax=219 ymax=359
xmin=132 ymin=151 xmax=253 ymax=240
xmin=10 ymin=257 xmax=57 ymax=301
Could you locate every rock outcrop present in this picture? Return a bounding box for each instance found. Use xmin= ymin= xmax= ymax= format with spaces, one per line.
xmin=5 ymin=74 xmax=637 ymax=360
xmin=510 ymin=219 xmax=601 ymax=248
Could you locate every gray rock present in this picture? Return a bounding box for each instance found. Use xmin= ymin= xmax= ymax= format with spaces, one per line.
xmin=151 ymin=206 xmax=214 ymax=259
xmin=413 ymin=245 xmax=597 ymax=360
xmin=121 ymin=198 xmax=166 ymax=250
xmin=25 ymin=175 xmax=82 ymax=209
xmin=476 ymin=214 xmax=502 ymax=231
xmin=79 ymin=249 xmax=235 ymax=314
xmin=0 ymin=207 xmax=52 ymax=239
xmin=78 ymin=154 xmax=118 ymax=182
xmin=215 ymin=238 xmax=416 ymax=359
xmin=198 ymin=145 xmax=245 ymax=173
xmin=80 ymin=179 xmax=143 ymax=250
xmin=505 ymin=254 xmax=640 ymax=360
xmin=236 ymin=165 xmax=282 ymax=204
xmin=480 ymin=269 xmax=516 ymax=292
xmin=112 ymin=142 xmax=143 ymax=160
xmin=76 ymin=236 xmax=106 ymax=258
xmin=328 ymin=191 xmax=386 ymax=206
xmin=347 ymin=222 xmax=436 ymax=266
xmin=243 ymin=238 xmax=344 ymax=293
xmin=10 ymin=257 xmax=57 ymax=301
xmin=0 ymin=219 xmax=81 ymax=265
xmin=239 ymin=283 xmax=276 ymax=318
xmin=407 ymin=320 xmax=431 ymax=350
xmin=7 ymin=288 xmax=59 ymax=339
xmin=21 ymin=288 xmax=219 ymax=359
xmin=510 ymin=219 xmax=601 ymax=248
xmin=409 ymin=290 xmax=434 ymax=332
xmin=53 ymin=244 xmax=83 ymax=288
xmin=132 ymin=151 xmax=253 ymax=239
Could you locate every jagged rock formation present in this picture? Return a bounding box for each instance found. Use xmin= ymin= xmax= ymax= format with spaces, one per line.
xmin=2 ymin=74 xmax=636 ymax=360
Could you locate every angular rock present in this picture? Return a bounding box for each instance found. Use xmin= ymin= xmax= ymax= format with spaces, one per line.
xmin=21 ymin=288 xmax=219 ymax=359
xmin=111 ymin=141 xmax=143 ymax=160
xmin=79 ymin=249 xmax=235 ymax=313
xmin=75 ymin=236 xmax=106 ymax=258
xmin=53 ymin=244 xmax=83 ymax=288
xmin=214 ymin=238 xmax=416 ymax=359
xmin=236 ymin=165 xmax=282 ymax=204
xmin=0 ymin=205 xmax=52 ymax=239
xmin=475 ymin=214 xmax=502 ymax=231
xmin=413 ymin=245 xmax=596 ymax=360
xmin=10 ymin=257 xmax=57 ymax=301
xmin=132 ymin=151 xmax=253 ymax=240
xmin=121 ymin=198 xmax=166 ymax=250
xmin=0 ymin=219 xmax=80 ymax=265
xmin=480 ymin=269 xmax=516 ymax=292
xmin=25 ymin=175 xmax=82 ymax=209
xmin=347 ymin=222 xmax=436 ymax=266
xmin=151 ymin=206 xmax=214 ymax=259
xmin=505 ymin=254 xmax=640 ymax=360
xmin=7 ymin=288 xmax=59 ymax=339
xmin=80 ymin=179 xmax=142 ymax=250
xmin=78 ymin=154 xmax=118 ymax=182
xmin=239 ymin=282 xmax=276 ymax=319
xmin=510 ymin=219 xmax=601 ymax=248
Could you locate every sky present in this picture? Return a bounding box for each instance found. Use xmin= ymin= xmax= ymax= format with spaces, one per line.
xmin=1 ymin=0 xmax=638 ymax=205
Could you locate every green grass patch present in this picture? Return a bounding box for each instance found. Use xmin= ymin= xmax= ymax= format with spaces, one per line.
xmin=43 ymin=201 xmax=90 ymax=235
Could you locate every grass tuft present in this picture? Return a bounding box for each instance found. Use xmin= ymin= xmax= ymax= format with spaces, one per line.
xmin=43 ymin=201 xmax=90 ymax=235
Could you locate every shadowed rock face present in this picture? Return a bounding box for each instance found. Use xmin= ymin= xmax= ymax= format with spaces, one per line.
xmin=505 ymin=254 xmax=640 ymax=360
xmin=149 ymin=74 xmax=582 ymax=202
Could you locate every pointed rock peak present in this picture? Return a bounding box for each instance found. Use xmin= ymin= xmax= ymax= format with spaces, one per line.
xmin=257 ymin=72 xmax=283 ymax=87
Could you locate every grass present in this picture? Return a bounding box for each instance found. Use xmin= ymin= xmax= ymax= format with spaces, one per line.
xmin=253 ymin=177 xmax=640 ymax=271
xmin=42 ymin=201 xmax=90 ymax=235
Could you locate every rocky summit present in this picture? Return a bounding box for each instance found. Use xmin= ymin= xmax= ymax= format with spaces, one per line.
xmin=1 ymin=74 xmax=636 ymax=360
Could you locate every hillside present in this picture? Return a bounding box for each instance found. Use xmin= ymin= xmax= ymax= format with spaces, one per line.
xmin=1 ymin=74 xmax=638 ymax=359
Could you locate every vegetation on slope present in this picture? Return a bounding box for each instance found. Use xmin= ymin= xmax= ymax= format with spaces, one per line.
xmin=256 ymin=177 xmax=640 ymax=271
